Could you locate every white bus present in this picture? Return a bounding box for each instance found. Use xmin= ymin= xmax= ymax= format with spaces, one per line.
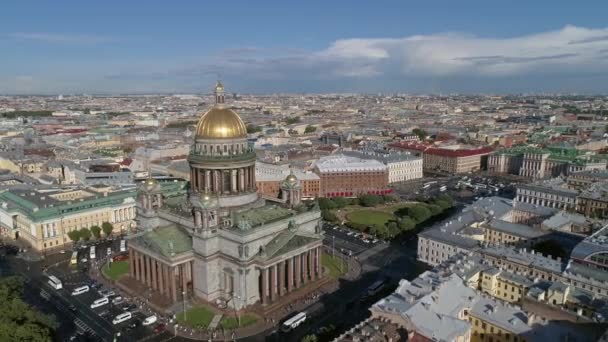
xmin=47 ymin=275 xmax=63 ymax=290
xmin=71 ymin=285 xmax=90 ymax=296
xmin=281 ymin=312 xmax=306 ymax=332
xmin=89 ymin=246 xmax=96 ymax=260
xmin=90 ymin=297 xmax=109 ymax=309
xmin=70 ymin=251 xmax=78 ymax=265
xmin=112 ymin=312 xmax=132 ymax=325
xmin=120 ymin=240 xmax=126 ymax=252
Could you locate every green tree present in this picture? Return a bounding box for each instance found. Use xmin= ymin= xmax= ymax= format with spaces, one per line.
xmin=398 ymin=217 xmax=416 ymax=231
xmin=0 ymin=276 xmax=56 ymax=342
xmin=408 ymin=205 xmax=431 ymax=223
xmin=427 ymin=204 xmax=443 ymax=216
xmin=332 ymin=197 xmax=350 ymax=208
xmin=302 ymin=334 xmax=318 ymax=342
xmin=412 ymin=128 xmax=428 ymax=140
xmin=321 ymin=210 xmax=339 ymax=223
xmin=304 ymin=125 xmax=317 ymax=134
xmin=284 ymin=116 xmax=301 ymax=124
xmin=386 ymin=221 xmax=401 ymax=238
xmin=90 ymin=225 xmax=101 ymax=239
xmin=101 ymin=222 xmax=114 ymax=237
xmin=79 ymin=227 xmax=91 ymax=241
xmin=246 ymin=124 xmax=262 ymax=133
xmin=358 ymin=194 xmax=382 ymax=207
xmin=318 ymin=198 xmax=337 ymax=210
xmin=67 ymin=230 xmax=81 ymax=243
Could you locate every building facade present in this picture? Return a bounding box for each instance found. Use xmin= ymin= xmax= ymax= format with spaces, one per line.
xmin=314 ymin=154 xmax=389 ymax=197
xmin=0 ymin=186 xmax=136 ymax=252
xmin=255 ymin=162 xmax=320 ymax=199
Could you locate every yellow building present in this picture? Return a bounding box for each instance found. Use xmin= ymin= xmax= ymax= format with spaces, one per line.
xmin=0 ymin=187 xmax=136 ymax=252
xmin=479 ymin=268 xmax=533 ymax=303
xmin=469 ymin=298 xmax=530 ymax=342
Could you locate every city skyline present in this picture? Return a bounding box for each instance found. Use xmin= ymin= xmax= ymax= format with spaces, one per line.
xmin=2 ymin=1 xmax=608 ymax=94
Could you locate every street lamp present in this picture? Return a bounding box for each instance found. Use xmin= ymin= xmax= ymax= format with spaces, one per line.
xmin=182 ymin=290 xmax=187 ymax=322
xmin=232 ymin=294 xmax=242 ymax=327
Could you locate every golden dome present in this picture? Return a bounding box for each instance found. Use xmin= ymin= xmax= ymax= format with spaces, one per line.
xmin=285 ymin=173 xmax=298 ymax=184
xmin=195 ymin=107 xmax=247 ymax=139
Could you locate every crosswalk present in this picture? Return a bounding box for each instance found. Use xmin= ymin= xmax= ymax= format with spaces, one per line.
xmin=74 ymin=318 xmax=95 ymax=335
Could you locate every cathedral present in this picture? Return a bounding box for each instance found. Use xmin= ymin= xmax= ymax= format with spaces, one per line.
xmin=126 ymin=82 xmax=324 ymax=310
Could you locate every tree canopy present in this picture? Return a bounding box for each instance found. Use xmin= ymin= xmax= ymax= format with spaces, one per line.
xmin=0 ymin=276 xmax=56 ymax=342
xmin=67 ymin=230 xmax=80 ymax=243
xmin=79 ymin=227 xmax=91 ymax=241
xmin=101 ymin=222 xmax=114 ymax=236
xmin=90 ymin=225 xmax=101 ymax=239
xmin=304 ymin=125 xmax=317 ymax=134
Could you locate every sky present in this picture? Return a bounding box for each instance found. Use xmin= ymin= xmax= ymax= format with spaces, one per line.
xmin=2 ymin=0 xmax=608 ymax=94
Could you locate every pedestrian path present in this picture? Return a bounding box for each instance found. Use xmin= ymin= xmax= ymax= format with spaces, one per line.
xmin=208 ymin=314 xmax=223 ymax=329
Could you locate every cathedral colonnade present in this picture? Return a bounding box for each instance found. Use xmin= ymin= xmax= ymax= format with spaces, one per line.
xmin=190 ymin=166 xmax=256 ymax=194
xmin=258 ymin=246 xmax=323 ymax=305
xmin=128 ymin=248 xmax=193 ymax=302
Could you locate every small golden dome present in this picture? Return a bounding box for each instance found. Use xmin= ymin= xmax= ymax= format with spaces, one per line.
xmin=195 ymin=107 xmax=247 ymax=139
xmin=285 ymin=173 xmax=298 ymax=183
xmin=145 ymin=177 xmax=158 ymax=186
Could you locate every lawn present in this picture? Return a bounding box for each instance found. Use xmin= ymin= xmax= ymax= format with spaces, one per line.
xmin=176 ymin=305 xmax=215 ymax=328
xmin=102 ymin=260 xmax=129 ymax=280
xmin=347 ymin=209 xmax=393 ymax=229
xmin=219 ymin=314 xmax=258 ymax=329
xmin=322 ymin=253 xmax=348 ymax=279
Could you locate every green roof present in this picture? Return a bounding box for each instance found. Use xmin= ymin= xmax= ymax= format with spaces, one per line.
xmin=0 ymin=189 xmax=136 ymax=222
xmin=233 ymin=205 xmax=293 ymax=228
xmin=137 ymin=224 xmax=192 ymax=258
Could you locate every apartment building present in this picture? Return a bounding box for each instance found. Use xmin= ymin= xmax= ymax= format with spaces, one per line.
xmin=314 ymin=154 xmax=389 ymax=197
xmin=343 ymin=150 xmax=423 ymax=183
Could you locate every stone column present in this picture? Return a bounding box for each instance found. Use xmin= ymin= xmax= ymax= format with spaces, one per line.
xmin=269 ymin=264 xmax=276 ymax=302
xmin=239 ymin=168 xmax=244 ymax=191
xmin=308 ymin=250 xmax=313 ymax=282
xmin=250 ymin=166 xmax=255 ymax=190
xmin=170 ymin=266 xmax=177 ymax=302
xmin=129 ymin=249 xmax=135 ymax=277
xmin=287 ymin=257 xmax=294 ymax=292
xmin=151 ymin=259 xmax=158 ymax=290
xmin=294 ymin=255 xmax=301 ymax=288
xmin=278 ymin=261 xmax=285 ymax=296
xmin=159 ymin=262 xmax=165 ymax=296
xmin=231 ymin=169 xmax=237 ymax=193
xmin=146 ymin=255 xmax=153 ymax=287
xmin=260 ymin=268 xmax=268 ymax=305
xmin=302 ymin=252 xmax=309 ymax=284
xmin=205 ymin=170 xmax=211 ymax=191
xmin=181 ymin=264 xmax=188 ymax=295
xmin=133 ymin=251 xmax=139 ymax=281
xmin=316 ymin=247 xmax=322 ymax=278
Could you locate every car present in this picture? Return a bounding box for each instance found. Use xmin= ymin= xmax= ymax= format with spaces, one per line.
xmin=68 ymin=304 xmax=77 ymax=312
xmin=153 ymin=323 xmax=166 ymax=334
xmin=99 ymin=311 xmax=111 ymax=319
xmin=59 ymin=250 xmax=66 ymax=254
xmin=99 ymin=289 xmax=116 ymax=297
xmin=124 ymin=303 xmax=137 ymax=311
xmin=112 ymin=296 xmax=124 ymax=305
xmin=80 ymin=258 xmax=88 ymax=263
xmin=128 ymin=320 xmax=141 ymax=329
xmin=143 ymin=315 xmax=157 ymax=326
xmin=346 ymin=231 xmax=355 ymax=236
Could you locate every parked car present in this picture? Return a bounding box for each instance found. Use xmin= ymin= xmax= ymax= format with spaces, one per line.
xmin=153 ymin=323 xmax=166 ymax=334
xmin=112 ymin=296 xmax=124 ymax=305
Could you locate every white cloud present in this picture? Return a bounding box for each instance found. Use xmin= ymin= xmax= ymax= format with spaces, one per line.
xmin=5 ymin=32 xmax=113 ymax=44
xmin=191 ymin=25 xmax=608 ymax=80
